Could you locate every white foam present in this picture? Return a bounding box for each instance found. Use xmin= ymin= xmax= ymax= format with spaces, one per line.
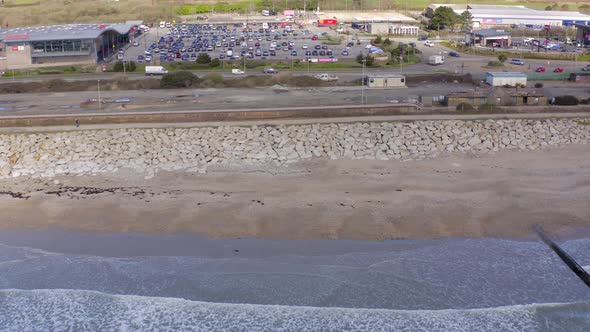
xmin=2 ymin=289 xmax=589 ymax=332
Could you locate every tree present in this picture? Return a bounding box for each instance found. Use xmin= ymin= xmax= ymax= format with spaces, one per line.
xmin=196 ymin=53 xmax=211 ymax=64
xmin=373 ymin=35 xmax=382 ymax=44
xmin=498 ymin=53 xmax=507 ymax=63
xmin=382 ymin=38 xmax=392 ymax=47
xmin=460 ymin=10 xmax=473 ymax=31
xmin=428 ymin=6 xmax=460 ymax=30
xmin=356 ymin=53 xmax=375 ymax=66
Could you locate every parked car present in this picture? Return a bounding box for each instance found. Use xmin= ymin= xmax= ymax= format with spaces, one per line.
xmin=341 ymin=50 xmax=349 ymax=56
xmin=424 ymin=40 xmax=434 ymax=47
xmin=418 ymin=35 xmax=428 ymax=41
xmin=449 ymin=51 xmax=460 ymax=57
xmin=582 ymin=65 xmax=590 ymax=71
xmin=510 ymin=59 xmax=525 ymax=65
xmin=262 ymin=67 xmax=278 ymax=74
xmin=408 ymin=42 xmax=416 ymax=47
xmin=535 ymin=67 xmax=546 ymax=72
xmin=553 ymin=67 xmax=564 ymax=73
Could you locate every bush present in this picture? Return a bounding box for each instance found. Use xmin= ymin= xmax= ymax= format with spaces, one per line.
xmin=553 ymin=95 xmax=579 ymax=105
xmin=498 ymin=53 xmax=507 ymax=63
xmin=373 ymin=35 xmax=383 ymax=44
xmin=113 ymin=61 xmax=136 ymax=72
xmin=196 ymin=53 xmax=211 ymax=64
xmin=160 ymin=71 xmax=198 ymax=88
xmin=534 ymin=82 xmax=544 ymax=88
xmin=210 ymin=58 xmax=221 ymax=67
xmin=487 ymin=61 xmax=504 ymax=67
xmin=580 ymin=99 xmax=590 ymax=105
xmin=456 ymin=102 xmax=474 ymax=111
xmin=382 ymin=38 xmax=392 ymax=47
xmin=515 ymin=83 xmax=526 ymax=88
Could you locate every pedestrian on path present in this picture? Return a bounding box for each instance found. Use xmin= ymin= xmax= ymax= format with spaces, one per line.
xmin=75 ymin=119 xmax=80 ymax=128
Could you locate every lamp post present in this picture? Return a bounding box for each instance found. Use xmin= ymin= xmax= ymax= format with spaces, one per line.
xmin=361 ymin=54 xmax=366 ymax=105
xmin=97 ymin=79 xmax=101 ymax=112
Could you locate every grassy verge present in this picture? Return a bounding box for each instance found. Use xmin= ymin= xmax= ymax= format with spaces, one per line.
xmin=1 ymin=65 xmax=97 ymax=78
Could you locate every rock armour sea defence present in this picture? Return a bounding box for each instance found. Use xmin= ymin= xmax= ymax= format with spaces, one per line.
xmin=0 ymin=119 xmax=588 ymax=179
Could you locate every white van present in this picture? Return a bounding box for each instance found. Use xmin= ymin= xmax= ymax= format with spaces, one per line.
xmin=159 ymin=21 xmax=166 ymax=28
xmin=261 ymin=10 xmax=270 ymax=16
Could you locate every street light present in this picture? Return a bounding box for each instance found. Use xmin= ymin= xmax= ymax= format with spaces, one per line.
xmin=361 ymin=54 xmax=366 ymax=105
xmin=97 ymin=79 xmax=101 ymax=112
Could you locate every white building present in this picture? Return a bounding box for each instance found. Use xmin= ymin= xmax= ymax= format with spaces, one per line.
xmin=426 ymin=4 xmax=590 ymax=28
xmin=366 ymin=74 xmax=406 ymax=88
xmin=485 ymin=72 xmax=527 ymax=87
xmin=368 ymin=23 xmax=419 ymax=35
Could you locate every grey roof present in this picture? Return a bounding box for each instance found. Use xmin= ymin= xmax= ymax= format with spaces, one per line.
xmin=0 ymin=21 xmax=142 ymax=42
xmin=367 ymin=74 xmax=405 ymax=78
xmin=486 ymin=72 xmax=527 ymax=77
xmin=474 ymin=29 xmax=511 ymax=37
xmin=429 ymin=4 xmax=590 ymax=21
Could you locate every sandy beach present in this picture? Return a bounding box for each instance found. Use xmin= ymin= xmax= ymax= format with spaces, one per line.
xmin=0 ymin=144 xmax=589 ymax=240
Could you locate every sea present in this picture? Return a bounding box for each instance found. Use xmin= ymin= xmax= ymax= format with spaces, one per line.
xmin=0 ymin=230 xmax=589 ymax=331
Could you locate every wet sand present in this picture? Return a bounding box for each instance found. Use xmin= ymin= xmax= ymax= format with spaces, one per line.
xmin=0 ymin=145 xmax=589 ymax=240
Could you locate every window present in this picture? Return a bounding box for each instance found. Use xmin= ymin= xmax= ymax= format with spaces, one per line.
xmin=401 ymin=78 xmax=405 ymax=83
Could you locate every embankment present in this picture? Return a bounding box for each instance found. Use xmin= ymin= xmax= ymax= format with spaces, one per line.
xmin=1 ymin=118 xmax=589 ymax=179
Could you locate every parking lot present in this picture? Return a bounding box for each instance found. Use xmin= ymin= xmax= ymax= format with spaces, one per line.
xmin=120 ymin=21 xmax=371 ymax=69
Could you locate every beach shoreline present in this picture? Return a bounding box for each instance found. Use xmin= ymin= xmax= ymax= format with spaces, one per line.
xmin=1 ymin=144 xmax=589 ymax=241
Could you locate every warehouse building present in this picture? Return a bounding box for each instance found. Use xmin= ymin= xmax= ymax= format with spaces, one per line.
xmin=0 ymin=21 xmax=142 ymax=70
xmin=485 ymin=72 xmax=527 ymax=87
xmin=426 ymin=4 xmax=590 ymax=29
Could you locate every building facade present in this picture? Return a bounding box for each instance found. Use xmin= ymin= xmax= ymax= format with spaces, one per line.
xmin=485 ymin=72 xmax=527 ymax=87
xmin=0 ymin=22 xmax=141 ymax=70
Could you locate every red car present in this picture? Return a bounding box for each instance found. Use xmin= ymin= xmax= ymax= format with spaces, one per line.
xmin=553 ymin=67 xmax=564 ymax=73
xmin=255 ymin=42 xmax=260 ymax=47
xmin=311 ymin=35 xmax=318 ymax=40
xmin=535 ymin=67 xmax=546 ymax=72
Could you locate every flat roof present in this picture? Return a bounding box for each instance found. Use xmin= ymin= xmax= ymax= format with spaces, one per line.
xmin=367 ymin=74 xmax=405 ymax=78
xmin=474 ymin=29 xmax=511 ymax=37
xmin=486 ymin=72 xmax=527 ymax=77
xmin=318 ymin=11 xmax=416 ymax=23
xmin=0 ymin=21 xmax=142 ymax=42
xmin=428 ymin=4 xmax=590 ymax=22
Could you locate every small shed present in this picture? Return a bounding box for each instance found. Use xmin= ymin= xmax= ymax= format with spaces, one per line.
xmin=366 ymin=74 xmax=406 ymax=88
xmin=485 ymin=72 xmax=527 ymax=87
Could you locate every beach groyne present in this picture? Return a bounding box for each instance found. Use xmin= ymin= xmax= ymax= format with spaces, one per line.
xmin=1 ymin=118 xmax=589 ymax=179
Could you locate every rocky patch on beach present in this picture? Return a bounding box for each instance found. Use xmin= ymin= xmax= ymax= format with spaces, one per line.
xmin=0 ymin=118 xmax=588 ymax=179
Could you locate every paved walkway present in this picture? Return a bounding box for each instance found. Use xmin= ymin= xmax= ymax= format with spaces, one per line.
xmin=1 ymin=112 xmax=588 ymax=133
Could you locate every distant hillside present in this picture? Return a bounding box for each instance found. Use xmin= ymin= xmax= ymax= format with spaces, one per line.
xmin=0 ymin=0 xmax=585 ymax=28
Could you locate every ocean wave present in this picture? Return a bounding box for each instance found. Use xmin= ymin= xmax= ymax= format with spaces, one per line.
xmin=0 ymin=289 xmax=588 ymax=332
xmin=1 ymin=239 xmax=590 ymax=310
